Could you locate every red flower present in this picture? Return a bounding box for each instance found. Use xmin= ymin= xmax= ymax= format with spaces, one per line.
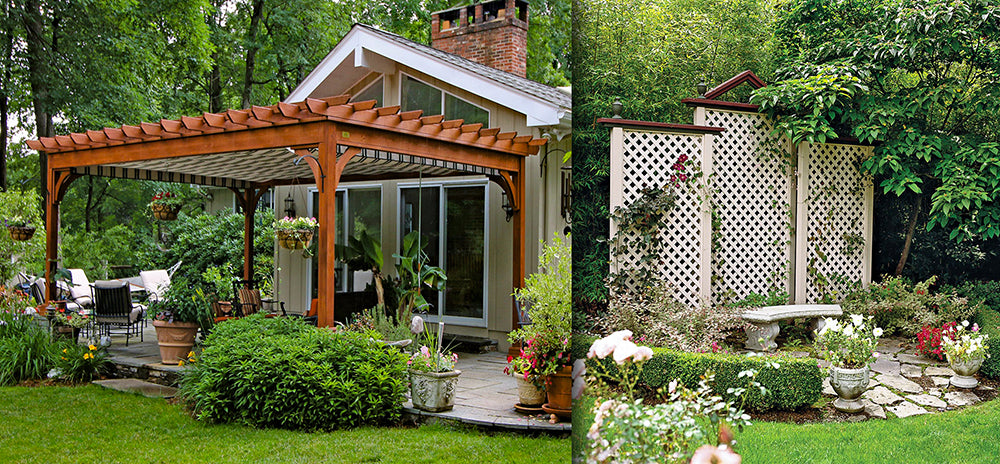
xmin=678 ymin=154 xmax=689 ymax=162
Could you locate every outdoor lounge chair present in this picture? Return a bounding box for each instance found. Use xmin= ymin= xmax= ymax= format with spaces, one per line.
xmin=91 ymin=280 xmax=145 ymax=346
xmin=29 ymin=278 xmax=82 ymax=311
xmin=139 ymin=269 xmax=171 ymax=303
xmin=67 ymin=269 xmax=94 ymax=308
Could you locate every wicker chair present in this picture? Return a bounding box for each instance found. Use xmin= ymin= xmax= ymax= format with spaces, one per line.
xmin=91 ymin=280 xmax=145 ymax=346
xmin=231 ymin=279 xmax=285 ymax=318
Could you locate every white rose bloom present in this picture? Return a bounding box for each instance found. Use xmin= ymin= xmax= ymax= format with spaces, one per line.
xmin=612 ymin=339 xmax=639 ymax=365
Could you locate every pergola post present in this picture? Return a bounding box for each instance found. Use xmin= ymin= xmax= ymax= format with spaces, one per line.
xmin=316 ymin=138 xmax=337 ymax=328
xmin=511 ymin=158 xmax=527 ymax=331
xmin=44 ymin=169 xmax=78 ymax=302
xmin=242 ymin=189 xmax=255 ymax=281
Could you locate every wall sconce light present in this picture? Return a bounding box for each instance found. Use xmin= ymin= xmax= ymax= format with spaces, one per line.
xmin=561 ymin=166 xmax=572 ymax=223
xmin=501 ymin=191 xmax=514 ymax=222
xmin=283 ymin=193 xmax=296 ymax=218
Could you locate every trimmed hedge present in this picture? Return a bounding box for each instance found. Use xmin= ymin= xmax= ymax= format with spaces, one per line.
xmin=974 ymin=309 xmax=1000 ymax=379
xmin=180 ymin=315 xmax=409 ymax=430
xmin=573 ymin=334 xmax=822 ymax=412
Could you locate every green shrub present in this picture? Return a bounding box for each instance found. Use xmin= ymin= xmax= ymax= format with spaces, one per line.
xmin=573 ymin=334 xmax=822 ymax=412
xmin=946 ymin=281 xmax=1000 ymax=312
xmin=55 ymin=342 xmax=111 ymax=383
xmin=842 ymin=276 xmax=977 ymax=337
xmin=180 ymin=315 xmax=409 ymax=430
xmin=974 ymin=309 xmax=1000 ymax=379
xmin=0 ymin=324 xmax=57 ymax=385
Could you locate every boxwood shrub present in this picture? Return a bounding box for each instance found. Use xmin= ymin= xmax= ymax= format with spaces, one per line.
xmin=180 ymin=315 xmax=409 ymax=430
xmin=573 ymin=334 xmax=822 ymax=412
xmin=974 ymin=309 xmax=1000 ymax=379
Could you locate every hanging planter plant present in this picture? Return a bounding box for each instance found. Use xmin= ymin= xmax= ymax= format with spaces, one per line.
xmin=5 ymin=216 xmax=36 ymax=241
xmin=275 ymin=216 xmax=318 ymax=250
xmin=149 ymin=192 xmax=183 ymax=221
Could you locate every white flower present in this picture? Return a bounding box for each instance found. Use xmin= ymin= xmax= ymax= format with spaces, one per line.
xmin=668 ymin=379 xmax=679 ymax=394
xmin=962 ymin=320 xmax=970 ymax=328
xmin=612 ymin=339 xmax=639 ymax=365
xmin=850 ymin=314 xmax=864 ymax=327
xmin=843 ymin=325 xmax=855 ymax=338
xmin=873 ymin=327 xmax=884 ymax=338
xmin=633 ymin=346 xmax=654 ymax=362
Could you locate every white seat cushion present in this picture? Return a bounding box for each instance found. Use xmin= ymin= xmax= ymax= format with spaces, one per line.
xmin=140 ymin=270 xmax=171 ymax=302
xmin=67 ymin=269 xmax=93 ymax=307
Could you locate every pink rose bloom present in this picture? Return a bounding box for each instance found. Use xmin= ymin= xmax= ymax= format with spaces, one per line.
xmin=690 ymin=445 xmax=741 ymax=464
xmin=633 ymin=345 xmax=654 ymax=362
xmin=612 ymin=339 xmax=639 ymax=365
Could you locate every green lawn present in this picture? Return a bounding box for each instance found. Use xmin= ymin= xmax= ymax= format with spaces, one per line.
xmin=0 ymin=386 xmax=569 ymax=463
xmin=574 ymin=395 xmax=1000 ymax=463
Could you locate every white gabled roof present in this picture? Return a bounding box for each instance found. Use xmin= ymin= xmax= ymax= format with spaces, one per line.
xmin=286 ymin=24 xmax=571 ymax=128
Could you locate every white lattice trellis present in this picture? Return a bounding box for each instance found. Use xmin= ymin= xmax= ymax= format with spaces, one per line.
xmin=610 ymin=129 xmax=705 ymax=307
xmin=706 ymin=110 xmax=792 ymax=302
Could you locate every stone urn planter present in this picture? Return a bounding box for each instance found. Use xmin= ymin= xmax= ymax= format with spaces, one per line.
xmin=947 ymin=355 xmax=984 ymax=389
xmin=276 ymin=229 xmax=314 ymax=250
xmin=152 ymin=320 xmax=199 ymax=365
xmin=150 ymin=203 xmax=181 ymax=221
xmin=7 ymin=225 xmax=36 ymax=241
xmin=515 ymin=375 xmax=545 ymax=407
xmin=829 ymin=365 xmax=869 ymax=413
xmin=544 ymin=365 xmax=573 ymax=411
xmin=409 ymin=369 xmax=461 ymax=412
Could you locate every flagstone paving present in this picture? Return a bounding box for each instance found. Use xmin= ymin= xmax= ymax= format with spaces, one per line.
xmin=820 ymin=337 xmax=994 ymax=420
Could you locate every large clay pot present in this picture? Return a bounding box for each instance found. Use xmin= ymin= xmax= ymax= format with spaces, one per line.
xmin=830 ymin=365 xmax=869 ymax=413
xmin=545 ymin=365 xmax=573 ymax=410
xmin=152 ymin=320 xmax=199 ymax=365
xmin=948 ymin=355 xmax=984 ymax=389
xmin=515 ymin=374 xmax=545 ymax=407
xmin=409 ymin=369 xmax=461 ymax=412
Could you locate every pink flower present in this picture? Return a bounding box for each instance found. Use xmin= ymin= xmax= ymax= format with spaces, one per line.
xmin=633 ymin=346 xmax=654 ymax=362
xmin=612 ymin=340 xmax=639 ymax=365
xmin=691 ymin=445 xmax=741 ymax=464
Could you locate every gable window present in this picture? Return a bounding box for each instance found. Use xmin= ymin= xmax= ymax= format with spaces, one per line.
xmin=401 ymin=74 xmax=489 ymax=126
xmin=351 ymin=76 xmax=384 ymax=107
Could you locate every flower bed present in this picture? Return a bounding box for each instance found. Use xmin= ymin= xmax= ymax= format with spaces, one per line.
xmin=573 ymin=334 xmax=822 ymax=411
xmin=974 ymin=309 xmax=1000 ymax=379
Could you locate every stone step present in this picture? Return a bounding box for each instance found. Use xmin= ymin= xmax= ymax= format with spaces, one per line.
xmin=93 ymin=379 xmax=178 ymax=398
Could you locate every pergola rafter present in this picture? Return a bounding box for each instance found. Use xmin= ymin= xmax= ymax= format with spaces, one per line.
xmin=28 ymin=95 xmax=543 ymax=328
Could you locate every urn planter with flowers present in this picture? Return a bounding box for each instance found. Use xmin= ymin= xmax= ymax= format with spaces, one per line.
xmin=942 ymin=320 xmax=990 ymax=389
xmin=408 ymin=323 xmax=460 ymax=412
xmin=275 ymin=216 xmax=318 ymax=250
xmin=149 ymin=192 xmax=184 ymax=221
xmin=5 ymin=215 xmax=36 ymax=241
xmin=815 ymin=314 xmax=883 ymax=413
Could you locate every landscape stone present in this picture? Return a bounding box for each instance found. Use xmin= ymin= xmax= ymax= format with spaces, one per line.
xmin=875 ymin=339 xmax=905 ymax=354
xmin=822 ymin=378 xmax=836 ymax=397
xmin=871 ymin=357 xmax=900 ymax=375
xmin=887 ymin=401 xmax=928 ymax=418
xmin=900 ymin=364 xmax=922 ymax=378
xmin=906 ymin=394 xmax=947 ymax=409
xmin=863 ymin=386 xmax=904 ymax=405
xmin=923 ymin=366 xmax=955 ymax=376
xmin=928 ymin=388 xmax=942 ymax=397
xmin=931 ymin=377 xmax=950 ymax=387
xmin=945 ymin=391 xmax=981 ymax=407
xmin=862 ymin=399 xmax=886 ymax=419
xmin=878 ymin=374 xmax=923 ymax=394
xmin=977 ymin=385 xmax=995 ymax=392
xmin=897 ymin=353 xmax=934 ymax=365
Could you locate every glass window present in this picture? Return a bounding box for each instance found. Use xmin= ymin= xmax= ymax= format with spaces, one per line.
xmin=401 ymin=75 xmax=442 ymax=117
xmin=351 ymin=77 xmax=383 ymax=108
xmin=310 ymin=187 xmax=381 ymax=298
xmin=445 ymin=94 xmax=488 ymax=126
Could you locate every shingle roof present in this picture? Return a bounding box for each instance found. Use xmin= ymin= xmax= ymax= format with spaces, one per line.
xmin=357 ymin=24 xmax=571 ymax=110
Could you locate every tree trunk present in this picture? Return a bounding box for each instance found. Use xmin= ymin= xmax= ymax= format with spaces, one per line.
xmin=22 ymin=0 xmax=56 ymax=206
xmin=895 ymin=194 xmax=923 ymax=276
xmin=0 ymin=0 xmax=10 ymax=191
xmin=240 ymin=0 xmax=265 ymax=109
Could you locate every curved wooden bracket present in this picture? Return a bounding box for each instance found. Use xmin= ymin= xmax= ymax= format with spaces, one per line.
xmin=489 ymin=171 xmax=519 ymax=209
xmin=52 ymin=170 xmax=80 ymax=204
xmin=336 ymin=147 xmax=362 ymax=182
xmin=293 ymin=149 xmax=324 ymax=192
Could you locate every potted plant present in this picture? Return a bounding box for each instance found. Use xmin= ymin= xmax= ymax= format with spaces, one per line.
xmin=815 ymin=314 xmax=883 ymax=413
xmin=392 ymin=231 xmax=447 ymax=324
xmin=148 ymin=277 xmax=213 ymax=365
xmin=275 ymin=216 xmax=318 ymax=250
xmin=407 ymin=323 xmax=460 ymax=412
xmin=507 ymin=235 xmax=571 ymax=414
xmin=941 ymin=320 xmax=991 ymax=388
xmin=504 ymin=341 xmax=546 ymax=408
xmin=50 ymin=307 xmax=91 ymax=343
xmin=148 ymin=191 xmax=184 ymax=220
xmin=5 ymin=215 xmax=36 ymax=241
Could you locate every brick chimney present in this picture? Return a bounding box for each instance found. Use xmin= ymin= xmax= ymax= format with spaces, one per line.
xmin=430 ymin=0 xmax=529 ymax=77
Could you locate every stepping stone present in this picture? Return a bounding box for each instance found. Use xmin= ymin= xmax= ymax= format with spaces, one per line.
xmin=945 ymin=391 xmax=981 ymax=407
xmin=871 ymin=357 xmax=900 ymax=375
xmin=887 ymin=401 xmax=928 ymax=418
xmin=862 ymin=399 xmax=886 ymax=419
xmin=93 ymin=379 xmax=177 ymax=398
xmin=822 ymin=378 xmax=836 ymax=397
xmin=897 ymin=353 xmax=934 ymax=365
xmin=928 ymin=388 xmax=942 ymax=397
xmin=876 ymin=340 xmax=905 ymax=354
xmin=900 ymin=364 xmax=922 ymax=378
xmin=932 ymin=377 xmax=950 ymax=387
xmin=863 ymin=386 xmax=904 ymax=405
xmin=906 ymin=394 xmax=947 ymax=409
xmin=924 ymin=366 xmax=955 ymax=376
xmin=977 ymin=385 xmax=995 ymax=392
xmin=878 ymin=374 xmax=923 ymax=394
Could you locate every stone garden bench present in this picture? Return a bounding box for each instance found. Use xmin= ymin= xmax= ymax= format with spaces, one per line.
xmin=742 ymin=304 xmax=842 ymax=351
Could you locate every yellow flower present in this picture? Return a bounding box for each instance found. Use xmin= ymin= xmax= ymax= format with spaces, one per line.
xmin=83 ymin=353 xmax=93 ymax=360
xmin=188 ymin=351 xmax=195 ymax=358
xmin=62 ymin=349 xmax=67 ymax=353
xmin=178 ymin=360 xmax=185 ymax=366
xmin=89 ymin=344 xmax=97 ymax=351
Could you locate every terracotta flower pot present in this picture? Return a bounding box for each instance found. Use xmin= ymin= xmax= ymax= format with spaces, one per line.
xmin=152 ymin=320 xmax=199 ymax=365
xmin=276 ymin=229 xmax=314 ymax=250
xmin=150 ymin=203 xmax=181 ymax=221
xmin=7 ymin=226 xmax=36 ymax=241
xmin=409 ymin=369 xmax=461 ymax=412
xmin=545 ymin=364 xmax=573 ymax=410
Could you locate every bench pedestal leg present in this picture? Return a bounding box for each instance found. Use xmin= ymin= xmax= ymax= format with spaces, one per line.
xmin=745 ymin=322 xmax=779 ymax=351
xmin=810 ymin=317 xmax=828 ymax=338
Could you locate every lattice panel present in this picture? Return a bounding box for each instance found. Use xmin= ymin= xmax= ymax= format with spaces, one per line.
xmin=803 ymin=143 xmax=869 ymax=302
xmin=617 ymin=130 xmax=704 ymax=307
xmin=706 ymin=110 xmax=791 ymax=302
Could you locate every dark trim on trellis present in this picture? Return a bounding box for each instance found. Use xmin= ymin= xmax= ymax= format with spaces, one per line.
xmin=71 ymin=165 xmax=253 ymax=189
xmin=597 ymin=118 xmax=725 ymax=134
xmin=703 ymin=70 xmax=766 ymax=99
xmin=681 ymin=98 xmax=761 ymax=112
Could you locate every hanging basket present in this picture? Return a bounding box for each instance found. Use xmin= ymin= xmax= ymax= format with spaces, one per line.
xmin=276 ymin=229 xmax=314 ymax=250
xmin=151 ymin=203 xmax=181 ymax=221
xmin=7 ymin=226 xmax=36 ymax=241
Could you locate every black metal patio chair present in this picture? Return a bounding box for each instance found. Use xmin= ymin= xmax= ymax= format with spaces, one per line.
xmin=91 ymin=280 xmax=145 ymax=346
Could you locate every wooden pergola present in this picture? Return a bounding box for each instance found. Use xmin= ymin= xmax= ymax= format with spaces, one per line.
xmin=27 ymin=96 xmax=544 ymax=328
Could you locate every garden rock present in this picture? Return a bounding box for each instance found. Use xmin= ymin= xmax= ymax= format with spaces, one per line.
xmin=896 ymin=353 xmax=934 ymax=365
xmin=863 ymin=386 xmax=903 ymax=405
xmin=900 ymin=364 xmax=922 ymax=378
xmin=931 ymin=377 xmax=950 ymax=387
xmin=871 ymin=357 xmax=900 ymax=376
xmin=822 ymin=378 xmax=835 ymax=397
xmin=875 ymin=340 xmax=905 ymax=354
xmin=923 ymin=366 xmax=954 ymax=376
xmin=887 ymin=401 xmax=928 ymax=418
xmin=862 ymin=399 xmax=886 ymax=419
xmin=906 ymin=394 xmax=947 ymax=409
xmin=944 ymin=391 xmax=981 ymax=407
xmin=928 ymin=388 xmax=942 ymax=397
xmin=878 ymin=374 xmax=922 ymax=394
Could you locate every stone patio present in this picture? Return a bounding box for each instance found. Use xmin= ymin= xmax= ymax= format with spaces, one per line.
xmin=101 ymin=325 xmax=568 ymax=433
